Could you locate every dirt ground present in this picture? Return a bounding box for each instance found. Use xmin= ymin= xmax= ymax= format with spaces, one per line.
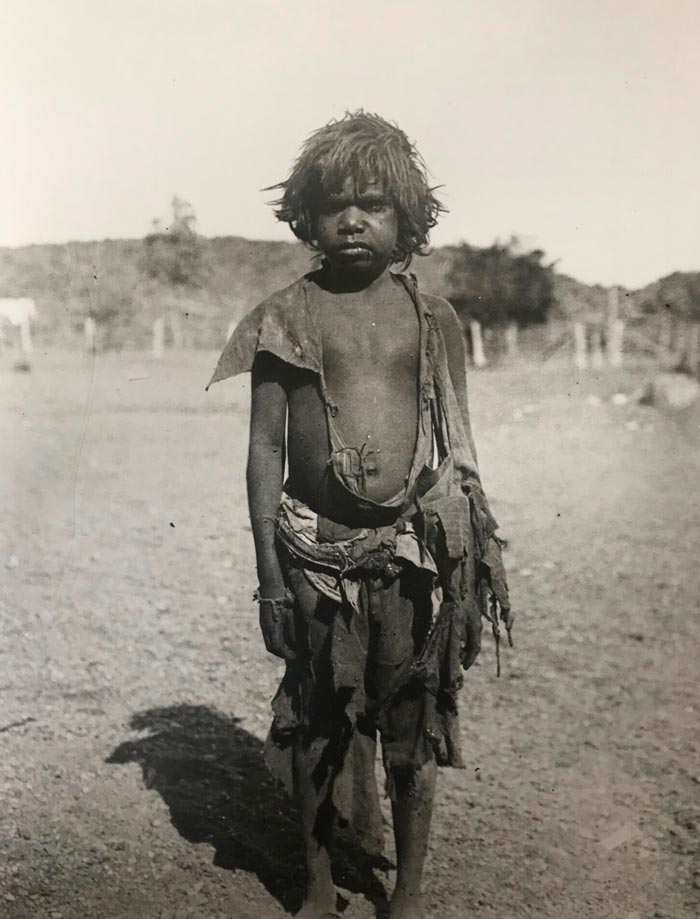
xmin=1 ymin=349 xmax=699 ymax=919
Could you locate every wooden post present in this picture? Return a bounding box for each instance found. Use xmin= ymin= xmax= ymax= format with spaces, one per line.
xmin=659 ymin=311 xmax=673 ymax=358
xmin=170 ymin=313 xmax=184 ymax=350
xmin=590 ymin=328 xmax=604 ymax=368
xmin=152 ymin=317 xmax=165 ymax=358
xmin=470 ymin=320 xmax=487 ymax=368
xmin=607 ymin=287 xmax=624 ymax=367
xmin=19 ymin=317 xmax=33 ymax=355
xmin=608 ymin=320 xmax=624 ymax=367
xmin=505 ymin=321 xmax=519 ymax=359
xmin=84 ymin=316 xmax=96 ymax=353
xmin=573 ymin=321 xmax=587 ymax=369
xmin=686 ymin=323 xmax=700 ymax=378
xmin=547 ymin=320 xmax=560 ymax=345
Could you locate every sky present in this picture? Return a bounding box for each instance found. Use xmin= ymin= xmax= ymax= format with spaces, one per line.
xmin=2 ymin=0 xmax=699 ymax=288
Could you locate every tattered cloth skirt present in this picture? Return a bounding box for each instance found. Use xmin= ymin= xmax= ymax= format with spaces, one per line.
xmin=264 ymin=487 xmax=484 ymax=854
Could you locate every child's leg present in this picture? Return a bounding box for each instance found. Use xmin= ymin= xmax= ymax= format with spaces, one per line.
xmin=389 ymin=760 xmax=436 ymax=919
xmin=367 ymin=571 xmax=436 ymax=919
xmin=285 ymin=566 xmax=338 ymax=918
xmin=293 ymin=741 xmax=337 ymax=917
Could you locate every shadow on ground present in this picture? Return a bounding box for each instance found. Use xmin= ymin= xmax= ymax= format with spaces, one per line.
xmin=107 ymin=704 xmax=392 ymax=916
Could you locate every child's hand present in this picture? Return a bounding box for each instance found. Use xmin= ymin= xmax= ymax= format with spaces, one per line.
xmin=461 ymin=610 xmax=482 ymax=671
xmin=498 ymin=600 xmax=515 ymax=646
xmin=258 ymin=591 xmax=296 ymax=661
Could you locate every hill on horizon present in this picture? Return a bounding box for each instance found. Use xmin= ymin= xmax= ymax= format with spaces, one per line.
xmin=1 ymin=235 xmax=697 ymax=350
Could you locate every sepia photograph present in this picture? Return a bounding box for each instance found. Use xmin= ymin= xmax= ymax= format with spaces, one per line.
xmin=1 ymin=2 xmax=699 ymax=918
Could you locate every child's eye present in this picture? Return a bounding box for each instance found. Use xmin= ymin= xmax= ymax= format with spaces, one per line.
xmin=318 ymin=198 xmax=390 ymax=216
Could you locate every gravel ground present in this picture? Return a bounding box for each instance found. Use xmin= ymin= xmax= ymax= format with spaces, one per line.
xmin=1 ymin=350 xmax=699 ymax=919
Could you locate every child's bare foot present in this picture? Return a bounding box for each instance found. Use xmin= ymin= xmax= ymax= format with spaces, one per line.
xmin=294 ymin=881 xmax=338 ymax=918
xmin=389 ymin=889 xmax=424 ymax=919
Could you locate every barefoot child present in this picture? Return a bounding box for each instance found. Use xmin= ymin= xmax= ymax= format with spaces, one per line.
xmin=208 ymin=112 xmax=512 ymax=918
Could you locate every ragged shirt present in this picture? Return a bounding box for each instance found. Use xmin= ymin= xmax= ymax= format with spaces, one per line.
xmin=207 ymin=268 xmax=509 ymax=623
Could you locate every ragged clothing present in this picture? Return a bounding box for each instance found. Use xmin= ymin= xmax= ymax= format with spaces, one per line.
xmin=270 ymin=491 xmax=445 ymax=852
xmin=275 ymin=490 xmax=438 ymax=612
xmin=207 ymin=267 xmax=510 ymax=621
xmin=208 ymin=269 xmax=511 ymax=850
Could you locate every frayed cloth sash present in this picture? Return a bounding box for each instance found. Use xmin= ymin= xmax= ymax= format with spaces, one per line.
xmin=275 ymin=491 xmax=438 ymax=614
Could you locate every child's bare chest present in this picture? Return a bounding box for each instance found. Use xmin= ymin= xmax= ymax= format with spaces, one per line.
xmin=318 ymin=293 xmax=419 ymax=380
xmin=287 ymin=282 xmax=422 ymax=507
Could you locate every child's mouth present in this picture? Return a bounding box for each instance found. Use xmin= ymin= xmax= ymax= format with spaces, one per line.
xmin=336 ymin=244 xmax=372 ymax=258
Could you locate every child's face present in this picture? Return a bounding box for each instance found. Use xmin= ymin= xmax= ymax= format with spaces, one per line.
xmin=314 ymin=178 xmax=398 ymax=275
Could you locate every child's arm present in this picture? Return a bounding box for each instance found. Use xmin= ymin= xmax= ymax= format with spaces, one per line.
xmin=431 ymin=299 xmax=478 ymax=459
xmin=247 ymin=352 xmax=293 ymax=659
xmin=433 ymin=299 xmax=513 ymax=632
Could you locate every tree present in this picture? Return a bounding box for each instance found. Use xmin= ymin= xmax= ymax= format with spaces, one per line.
xmin=446 ymin=237 xmax=555 ymax=329
xmin=143 ymin=196 xmax=207 ymax=288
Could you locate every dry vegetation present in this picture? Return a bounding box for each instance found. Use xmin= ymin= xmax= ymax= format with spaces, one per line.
xmin=3 ymin=237 xmax=697 ymax=356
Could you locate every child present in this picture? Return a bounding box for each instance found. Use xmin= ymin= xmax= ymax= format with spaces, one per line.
xmin=208 ymin=112 xmax=512 ymax=919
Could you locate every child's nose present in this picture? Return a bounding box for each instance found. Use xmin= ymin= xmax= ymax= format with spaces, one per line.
xmin=338 ymin=207 xmax=365 ymax=233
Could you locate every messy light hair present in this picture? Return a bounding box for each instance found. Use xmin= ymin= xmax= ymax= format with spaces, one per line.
xmin=268 ymin=111 xmax=446 ymax=269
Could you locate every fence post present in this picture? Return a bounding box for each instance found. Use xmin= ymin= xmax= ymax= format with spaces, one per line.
xmin=152 ymin=317 xmax=165 ymax=358
xmin=607 ymin=287 xmax=624 ymax=367
xmin=686 ymin=323 xmax=700 ymax=378
xmin=470 ymin=320 xmax=487 ymax=368
xmin=170 ymin=313 xmax=184 ymax=350
xmin=84 ymin=316 xmax=96 ymax=353
xmin=505 ymin=321 xmax=519 ymax=359
xmin=659 ymin=311 xmax=673 ymax=361
xmin=573 ymin=321 xmax=587 ymax=369
xmin=19 ymin=317 xmax=33 ymax=355
xmin=608 ymin=320 xmax=624 ymax=367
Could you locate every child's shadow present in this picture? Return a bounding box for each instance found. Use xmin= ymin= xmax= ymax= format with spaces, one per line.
xmin=107 ymin=704 xmax=391 ymax=916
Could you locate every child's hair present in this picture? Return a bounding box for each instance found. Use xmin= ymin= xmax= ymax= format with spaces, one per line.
xmin=268 ymin=111 xmax=446 ymax=269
